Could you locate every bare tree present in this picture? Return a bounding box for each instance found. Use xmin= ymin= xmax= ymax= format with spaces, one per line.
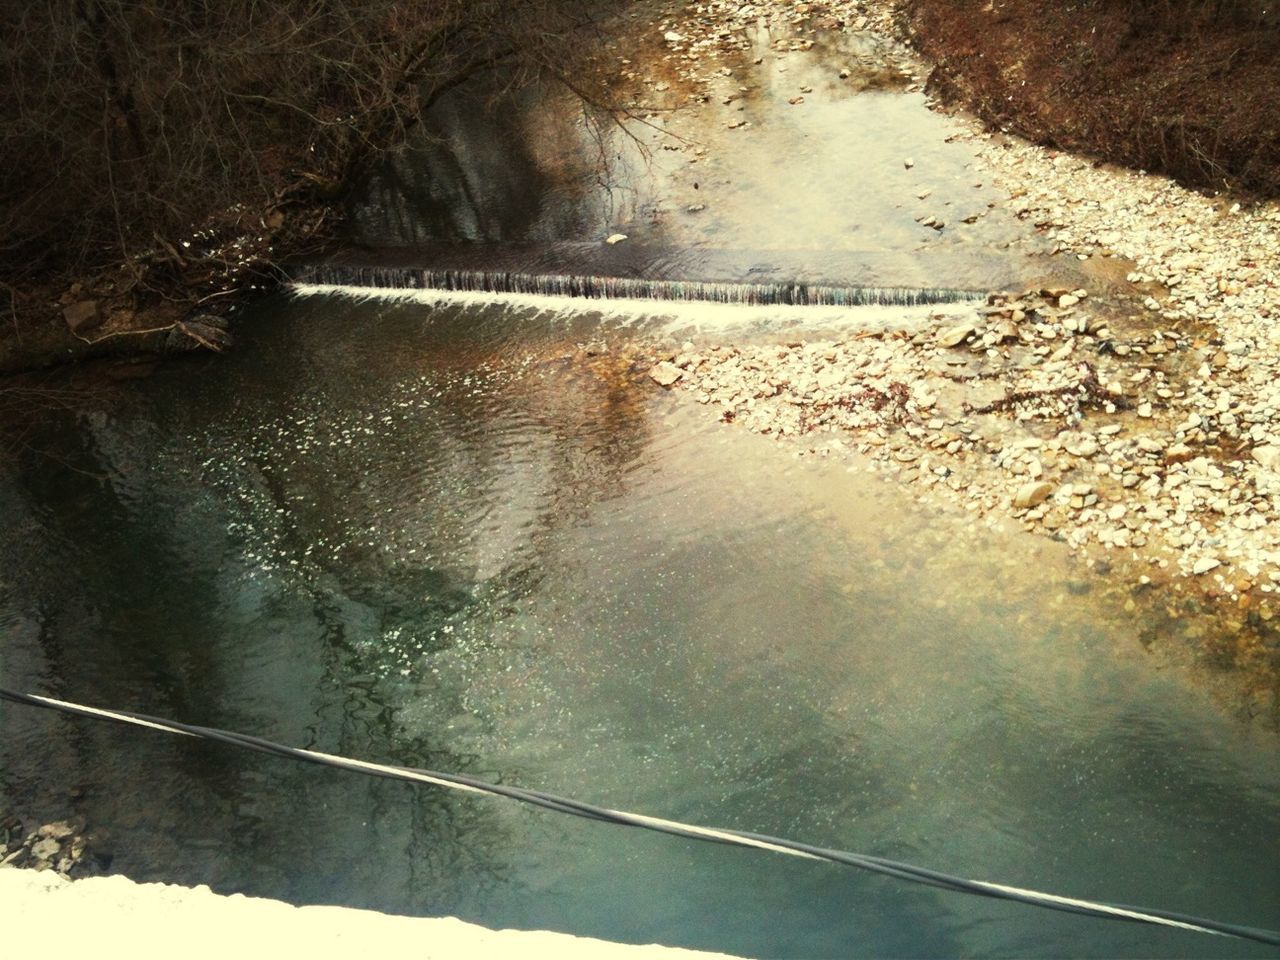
xmin=0 ymin=0 xmax=619 ymax=354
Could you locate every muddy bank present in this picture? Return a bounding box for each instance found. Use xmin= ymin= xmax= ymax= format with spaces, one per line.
xmin=899 ymin=0 xmax=1280 ymax=198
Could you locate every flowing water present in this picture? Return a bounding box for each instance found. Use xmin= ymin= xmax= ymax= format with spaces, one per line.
xmin=294 ymin=261 xmax=984 ymax=307
xmin=1 ymin=294 xmax=1278 ymax=959
xmin=3 ymin=15 xmax=1279 ymax=959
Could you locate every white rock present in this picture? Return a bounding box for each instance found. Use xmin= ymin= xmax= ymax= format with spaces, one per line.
xmin=1014 ymin=481 xmax=1054 ymax=509
xmin=1066 ymin=439 xmax=1099 ymax=458
xmin=605 ymin=233 xmax=628 ymax=245
xmin=1252 ymin=445 xmax=1280 ymax=470
xmin=649 ymin=362 xmax=684 ymax=387
xmin=1192 ymin=557 xmax=1221 ymax=575
xmin=936 ymin=324 xmax=975 ymax=348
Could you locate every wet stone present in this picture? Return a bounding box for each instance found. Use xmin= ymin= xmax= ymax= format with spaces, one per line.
xmin=30 ymin=838 xmax=60 ymax=861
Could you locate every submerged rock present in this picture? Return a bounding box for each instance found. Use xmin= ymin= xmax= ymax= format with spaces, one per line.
xmin=1 ymin=814 xmax=104 ymax=879
xmin=37 ymin=822 xmax=77 ymax=841
xmin=30 ymin=838 xmax=60 ymax=861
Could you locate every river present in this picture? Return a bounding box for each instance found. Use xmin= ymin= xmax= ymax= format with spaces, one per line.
xmin=2 ymin=12 xmax=1279 ymax=959
xmin=2 ymin=292 xmax=1278 ymax=958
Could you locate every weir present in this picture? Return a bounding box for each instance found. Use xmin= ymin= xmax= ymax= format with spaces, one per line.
xmin=292 ymin=243 xmax=993 ymax=307
xmin=292 ymin=264 xmax=982 ymax=307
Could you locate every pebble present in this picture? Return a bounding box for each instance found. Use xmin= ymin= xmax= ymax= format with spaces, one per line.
xmin=936 ymin=324 xmax=974 ymax=348
xmin=1065 ymin=439 xmax=1098 ymax=458
xmin=648 ymin=362 xmax=684 ymax=387
xmin=1014 ymin=481 xmax=1054 ymax=509
xmin=1252 ymin=445 xmax=1280 ymax=471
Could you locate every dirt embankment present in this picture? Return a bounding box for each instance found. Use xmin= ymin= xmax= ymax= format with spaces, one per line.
xmin=899 ymin=0 xmax=1280 ymax=199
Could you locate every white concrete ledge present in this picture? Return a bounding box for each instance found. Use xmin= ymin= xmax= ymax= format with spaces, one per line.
xmin=1 ymin=868 xmax=745 ymax=959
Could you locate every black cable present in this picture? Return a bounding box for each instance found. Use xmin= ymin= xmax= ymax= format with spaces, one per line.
xmin=2 ymin=686 xmax=1277 ymax=948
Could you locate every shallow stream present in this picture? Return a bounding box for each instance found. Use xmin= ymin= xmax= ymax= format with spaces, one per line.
xmin=3 ymin=16 xmax=1279 ymax=960
xmin=1 ymin=294 xmax=1278 ymax=958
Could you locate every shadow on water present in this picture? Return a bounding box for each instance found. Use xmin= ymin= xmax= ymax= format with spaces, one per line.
xmin=349 ymin=75 xmax=613 ymax=246
xmin=3 ymin=13 xmax=1280 ymax=956
xmin=340 ymin=22 xmax=1065 ymax=295
xmin=1 ymin=293 xmax=1278 ymax=957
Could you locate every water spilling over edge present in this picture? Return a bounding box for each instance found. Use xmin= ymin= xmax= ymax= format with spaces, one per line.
xmin=291 ymin=263 xmax=985 ymax=309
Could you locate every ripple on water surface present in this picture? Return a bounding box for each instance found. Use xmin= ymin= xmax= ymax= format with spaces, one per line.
xmin=0 ymin=293 xmax=1277 ymax=959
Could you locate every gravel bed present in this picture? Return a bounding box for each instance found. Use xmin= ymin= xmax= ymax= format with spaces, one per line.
xmin=617 ymin=1 xmax=1280 ymax=706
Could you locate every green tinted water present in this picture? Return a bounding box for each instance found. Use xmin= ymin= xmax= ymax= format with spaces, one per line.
xmin=1 ymin=293 xmax=1277 ymax=958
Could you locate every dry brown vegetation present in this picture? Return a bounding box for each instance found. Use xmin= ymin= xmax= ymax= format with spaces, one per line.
xmin=0 ymin=0 xmax=617 ymax=368
xmin=903 ymin=0 xmax=1280 ymax=199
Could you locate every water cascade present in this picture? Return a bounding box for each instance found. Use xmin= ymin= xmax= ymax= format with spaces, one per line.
xmin=291 ymin=262 xmax=985 ymax=308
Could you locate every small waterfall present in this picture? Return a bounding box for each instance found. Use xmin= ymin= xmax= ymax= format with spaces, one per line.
xmin=291 ymin=262 xmax=984 ymax=308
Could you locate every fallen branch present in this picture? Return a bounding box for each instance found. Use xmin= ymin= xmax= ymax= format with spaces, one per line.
xmin=964 ymin=362 xmax=1131 ymax=417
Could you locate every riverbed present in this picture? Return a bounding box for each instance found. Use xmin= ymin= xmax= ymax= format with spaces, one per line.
xmin=2 ymin=3 xmax=1279 ymax=957
xmin=2 ymin=293 xmax=1278 ymax=957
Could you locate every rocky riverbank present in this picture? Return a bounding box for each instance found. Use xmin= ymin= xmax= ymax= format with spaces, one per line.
xmin=628 ymin=0 xmax=1280 ymax=718
xmin=0 ymin=812 xmax=109 ymax=877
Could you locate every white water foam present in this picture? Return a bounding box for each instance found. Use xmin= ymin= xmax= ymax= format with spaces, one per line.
xmin=289 ymin=282 xmax=977 ymax=337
